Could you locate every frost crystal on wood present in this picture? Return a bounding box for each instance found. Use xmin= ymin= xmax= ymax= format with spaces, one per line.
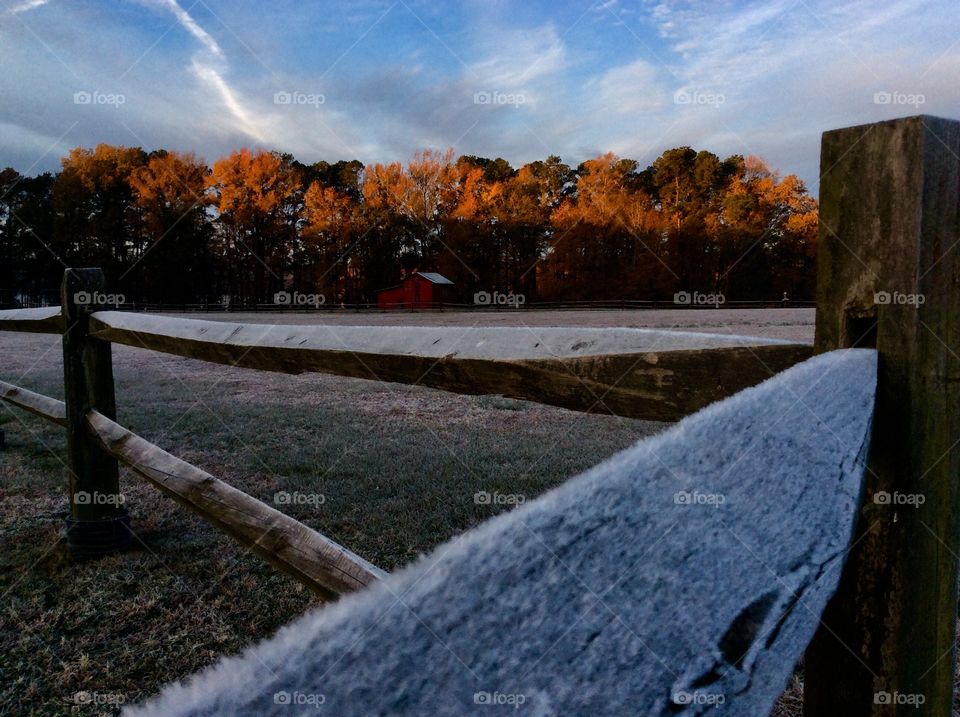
xmin=126 ymin=349 xmax=876 ymax=717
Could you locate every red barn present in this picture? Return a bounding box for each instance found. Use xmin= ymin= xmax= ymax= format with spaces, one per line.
xmin=377 ymin=272 xmax=454 ymax=310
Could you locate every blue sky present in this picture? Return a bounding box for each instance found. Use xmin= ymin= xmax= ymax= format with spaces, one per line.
xmin=1 ymin=0 xmax=958 ymax=191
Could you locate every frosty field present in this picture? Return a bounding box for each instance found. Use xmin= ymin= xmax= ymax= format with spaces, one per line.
xmin=0 ymin=308 xmax=815 ymax=715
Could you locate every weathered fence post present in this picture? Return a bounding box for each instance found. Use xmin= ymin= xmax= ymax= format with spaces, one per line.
xmin=804 ymin=116 xmax=960 ymax=714
xmin=62 ymin=268 xmax=129 ymax=556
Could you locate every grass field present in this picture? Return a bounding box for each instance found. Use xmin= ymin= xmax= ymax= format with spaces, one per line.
xmin=1 ymin=308 xmax=824 ymax=715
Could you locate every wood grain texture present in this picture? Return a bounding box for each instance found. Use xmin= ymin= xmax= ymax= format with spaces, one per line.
xmin=805 ymin=115 xmax=960 ymax=716
xmin=0 ymin=306 xmax=64 ymax=334
xmin=85 ymin=410 xmax=384 ymax=599
xmin=88 ymin=314 xmax=812 ymax=422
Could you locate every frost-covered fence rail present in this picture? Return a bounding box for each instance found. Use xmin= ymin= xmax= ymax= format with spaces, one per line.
xmin=86 ymin=409 xmax=384 ymax=598
xmin=0 ymin=305 xmax=64 ymax=333
xmin=0 ymin=379 xmax=66 ymax=426
xmin=87 ymin=311 xmax=812 ymax=422
xmin=127 ymin=349 xmax=879 ymax=717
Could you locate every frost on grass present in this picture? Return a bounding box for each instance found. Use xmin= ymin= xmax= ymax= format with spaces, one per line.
xmin=126 ymin=349 xmax=876 ymax=717
xmin=93 ymin=310 xmax=795 ymax=361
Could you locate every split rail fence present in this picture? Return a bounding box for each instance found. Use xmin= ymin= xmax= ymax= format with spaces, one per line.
xmin=1 ymin=115 xmax=959 ymax=715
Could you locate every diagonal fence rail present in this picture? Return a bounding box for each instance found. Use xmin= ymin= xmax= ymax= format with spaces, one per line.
xmin=0 ymin=378 xmax=382 ymax=598
xmin=123 ymin=348 xmax=878 ymax=717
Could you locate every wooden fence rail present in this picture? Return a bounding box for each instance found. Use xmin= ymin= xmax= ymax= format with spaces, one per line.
xmin=0 ymin=379 xmax=66 ymax=425
xmin=0 ymin=378 xmax=382 ymax=598
xmin=87 ymin=410 xmax=383 ymax=598
xmin=0 ymin=305 xmax=64 ymax=333
xmin=88 ymin=311 xmax=812 ymax=421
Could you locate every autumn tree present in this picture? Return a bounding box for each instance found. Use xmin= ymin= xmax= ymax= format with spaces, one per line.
xmin=714 ymin=156 xmax=818 ymax=299
xmin=542 ymin=154 xmax=666 ymax=300
xmin=302 ymin=159 xmax=363 ymax=201
xmin=128 ymin=151 xmax=212 ymax=302
xmin=355 ymin=160 xmax=419 ymax=298
xmin=441 ymin=154 xmax=574 ymax=301
xmin=207 ymin=149 xmax=300 ymax=301
xmin=52 ymin=144 xmax=147 ymax=282
xmin=457 ymin=155 xmax=514 ymax=183
xmin=434 ymin=157 xmax=499 ymax=295
xmin=642 ymin=147 xmax=740 ymax=293
xmin=357 ymin=149 xmax=466 ymax=300
xmin=0 ymin=169 xmax=58 ymax=305
xmin=0 ymin=168 xmax=25 ymax=305
xmin=301 ymin=181 xmax=357 ymax=303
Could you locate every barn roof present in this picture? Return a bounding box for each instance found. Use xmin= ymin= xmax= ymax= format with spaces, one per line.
xmin=414 ymin=271 xmax=453 ymax=285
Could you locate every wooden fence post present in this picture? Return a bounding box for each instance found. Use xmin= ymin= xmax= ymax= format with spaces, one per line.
xmin=62 ymin=268 xmax=129 ymax=556
xmin=804 ymin=115 xmax=960 ymax=714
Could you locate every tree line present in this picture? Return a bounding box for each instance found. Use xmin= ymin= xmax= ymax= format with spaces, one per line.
xmin=0 ymin=143 xmax=818 ymax=306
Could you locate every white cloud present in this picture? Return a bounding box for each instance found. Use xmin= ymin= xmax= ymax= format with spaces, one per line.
xmin=584 ymin=0 xmax=960 ymax=190
xmin=590 ymin=59 xmax=666 ymax=115
xmin=141 ymin=0 xmax=274 ymax=145
xmin=190 ymin=60 xmax=266 ymax=143
xmin=144 ymin=0 xmax=224 ymax=59
xmin=6 ymin=0 xmax=48 ymax=15
xmin=469 ymin=24 xmax=567 ymax=89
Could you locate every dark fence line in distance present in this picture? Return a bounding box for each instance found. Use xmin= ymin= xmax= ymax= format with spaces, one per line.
xmin=2 ymin=299 xmax=817 ymax=313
